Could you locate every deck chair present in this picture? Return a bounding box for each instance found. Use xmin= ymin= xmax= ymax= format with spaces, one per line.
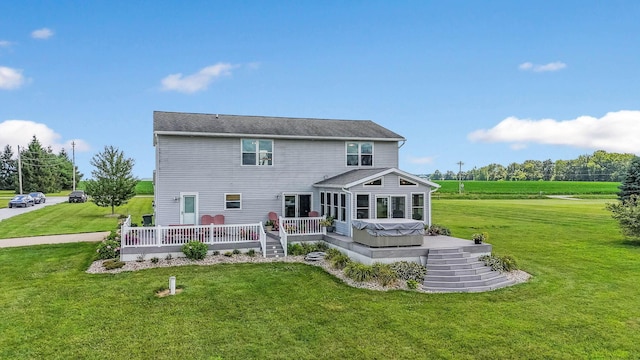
xmin=201 ymin=215 xmax=215 ymax=225
xmin=213 ymin=214 xmax=225 ymax=225
xmin=309 ymin=210 xmax=319 ymax=217
xmin=268 ymin=212 xmax=279 ymax=231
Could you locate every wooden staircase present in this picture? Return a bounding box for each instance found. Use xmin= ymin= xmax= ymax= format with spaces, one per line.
xmin=423 ymin=248 xmax=514 ymax=293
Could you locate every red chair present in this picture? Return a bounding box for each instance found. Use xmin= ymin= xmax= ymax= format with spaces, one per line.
xmin=201 ymin=215 xmax=215 ymax=225
xmin=213 ymin=214 xmax=225 ymax=225
xmin=268 ymin=212 xmax=279 ymax=231
xmin=309 ymin=211 xmax=319 ymax=217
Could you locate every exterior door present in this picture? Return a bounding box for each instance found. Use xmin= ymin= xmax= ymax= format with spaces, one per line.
xmin=375 ymin=195 xmax=406 ymax=219
xmin=283 ymin=194 xmax=312 ymax=217
xmin=180 ymin=193 xmax=198 ymax=224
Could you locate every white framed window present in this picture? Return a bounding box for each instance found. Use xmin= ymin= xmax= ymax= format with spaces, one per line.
xmin=225 ymin=193 xmax=241 ymax=209
xmin=356 ymin=194 xmax=369 ymax=219
xmin=320 ymin=192 xmax=325 ymax=216
xmin=399 ymin=177 xmax=418 ymax=186
xmin=242 ymin=139 xmax=273 ymax=166
xmin=333 ymin=193 xmax=339 ymax=219
xmin=411 ymin=193 xmax=425 ymax=221
xmin=375 ymin=195 xmax=406 ymax=219
xmin=346 ymin=142 xmax=373 ymax=167
xmin=340 ymin=193 xmax=346 ymax=222
xmin=364 ymin=178 xmax=383 ymax=187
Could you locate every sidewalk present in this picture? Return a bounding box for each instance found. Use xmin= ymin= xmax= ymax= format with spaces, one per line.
xmin=0 ymin=232 xmax=110 ymax=248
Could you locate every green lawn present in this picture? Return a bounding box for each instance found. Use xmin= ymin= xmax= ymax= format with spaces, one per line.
xmin=1 ymin=199 xmax=639 ymax=358
xmin=0 ymin=197 xmax=153 ymax=239
xmin=433 ymin=180 xmax=619 ymax=198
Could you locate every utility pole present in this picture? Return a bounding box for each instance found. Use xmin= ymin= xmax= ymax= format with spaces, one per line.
xmin=457 ymin=161 xmax=464 ymax=194
xmin=17 ymin=145 xmax=23 ymax=194
xmin=71 ymin=141 xmax=76 ymax=191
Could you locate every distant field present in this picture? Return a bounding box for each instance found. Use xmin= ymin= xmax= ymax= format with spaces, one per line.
xmin=433 ymin=180 xmax=619 ymax=198
xmin=77 ymin=180 xmax=154 ymax=195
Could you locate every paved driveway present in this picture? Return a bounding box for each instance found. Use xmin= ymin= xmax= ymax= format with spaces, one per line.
xmin=0 ymin=196 xmax=68 ymax=221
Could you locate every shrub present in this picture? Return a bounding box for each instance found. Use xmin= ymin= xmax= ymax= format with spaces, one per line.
xmin=103 ymin=259 xmax=125 ymax=270
xmin=232 ymin=249 xmax=241 ymax=255
xmin=246 ymin=249 xmax=256 ymax=257
xmin=324 ymin=248 xmax=342 ymax=260
xmin=213 ymin=251 xmax=220 ymax=256
xmin=329 ymin=254 xmax=351 ymax=270
xmin=106 ymin=230 xmax=119 ymax=241
xmin=224 ymin=251 xmax=233 ymax=257
xmin=406 ymin=279 xmax=420 ymax=290
xmin=315 ymin=242 xmax=330 ymax=252
xmin=372 ymin=263 xmax=398 ymax=287
xmin=165 ymin=254 xmax=173 ymax=261
xmin=390 ymin=261 xmax=427 ymax=281
xmin=288 ymin=243 xmax=304 ymax=256
xmin=479 ymin=254 xmax=518 ymax=272
xmin=151 ymin=257 xmax=159 ymax=264
xmin=181 ymin=241 xmax=208 ymax=260
xmin=426 ymin=224 xmax=451 ymax=236
xmin=344 ymin=262 xmax=374 ymax=282
xmin=96 ymin=240 xmax=121 ymax=260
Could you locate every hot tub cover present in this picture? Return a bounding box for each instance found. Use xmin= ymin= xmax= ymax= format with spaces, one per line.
xmin=351 ymin=219 xmax=425 ymax=237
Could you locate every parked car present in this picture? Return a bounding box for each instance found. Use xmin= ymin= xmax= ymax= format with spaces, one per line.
xmin=8 ymin=194 xmax=35 ymax=208
xmin=69 ymin=190 xmax=87 ymax=203
xmin=29 ymin=192 xmax=46 ymax=204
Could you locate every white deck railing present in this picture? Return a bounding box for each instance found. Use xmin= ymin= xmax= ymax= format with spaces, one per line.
xmin=277 ymin=216 xmax=326 ymax=257
xmin=121 ymin=222 xmax=267 ymax=257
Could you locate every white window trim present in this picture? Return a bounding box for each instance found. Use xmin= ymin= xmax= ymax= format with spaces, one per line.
xmin=363 ymin=177 xmax=384 ymax=187
xmin=355 ymin=192 xmax=371 ymax=220
xmin=345 ymin=142 xmax=374 ymax=167
xmin=399 ymin=177 xmax=418 ymax=187
xmin=411 ymin=192 xmax=426 ymax=221
xmin=374 ymin=194 xmax=407 ymax=219
xmin=224 ymin=193 xmax=242 ymax=210
xmin=241 ymin=139 xmax=274 ymax=166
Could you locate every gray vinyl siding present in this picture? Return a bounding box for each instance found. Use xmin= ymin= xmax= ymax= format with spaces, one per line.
xmin=349 ymin=173 xmax=432 ymax=223
xmin=155 ymin=135 xmax=399 ymax=225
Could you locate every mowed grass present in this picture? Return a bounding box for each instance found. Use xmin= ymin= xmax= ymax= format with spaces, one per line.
xmin=1 ymin=199 xmax=640 ymax=358
xmin=0 ymin=197 xmax=153 ymax=239
xmin=433 ymin=180 xmax=619 ymax=198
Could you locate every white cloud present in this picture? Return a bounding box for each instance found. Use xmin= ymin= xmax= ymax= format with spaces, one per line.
xmin=31 ymin=28 xmax=54 ymax=39
xmin=408 ymin=156 xmax=436 ymax=165
xmin=161 ymin=62 xmax=237 ymax=93
xmin=0 ymin=40 xmax=12 ymax=48
xmin=518 ymin=61 xmax=566 ymax=72
xmin=0 ymin=66 xmax=25 ymax=90
xmin=468 ymin=110 xmax=640 ymax=154
xmin=0 ymin=120 xmax=90 ymax=154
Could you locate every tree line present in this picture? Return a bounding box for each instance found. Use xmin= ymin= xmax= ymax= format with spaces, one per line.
xmin=0 ymin=135 xmax=83 ymax=193
xmin=430 ymin=150 xmax=636 ymax=182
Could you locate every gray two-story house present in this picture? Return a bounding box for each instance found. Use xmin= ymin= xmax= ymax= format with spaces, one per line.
xmin=153 ymin=111 xmax=439 ymax=237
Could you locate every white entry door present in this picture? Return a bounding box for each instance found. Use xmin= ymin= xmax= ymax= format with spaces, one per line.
xmin=180 ymin=193 xmax=198 ymax=224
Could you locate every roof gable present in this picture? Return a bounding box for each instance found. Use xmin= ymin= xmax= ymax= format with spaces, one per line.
xmin=314 ymin=168 xmax=440 ymax=189
xmin=153 ymin=111 xmax=405 ymax=141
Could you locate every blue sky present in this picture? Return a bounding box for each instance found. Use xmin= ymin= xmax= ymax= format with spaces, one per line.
xmin=1 ymin=1 xmax=639 ymax=178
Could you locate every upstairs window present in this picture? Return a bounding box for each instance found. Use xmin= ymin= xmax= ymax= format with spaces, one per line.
xmin=242 ymin=139 xmax=273 ymax=166
xmin=346 ymin=142 xmax=373 ymax=167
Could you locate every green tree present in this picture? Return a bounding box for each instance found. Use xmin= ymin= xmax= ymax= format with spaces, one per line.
xmin=0 ymin=145 xmax=16 ymax=190
xmin=19 ymin=136 xmax=59 ymax=193
xmin=84 ymin=146 xmax=138 ymax=214
xmin=607 ymin=195 xmax=640 ymax=240
xmin=618 ymin=156 xmax=640 ymax=202
xmin=56 ymin=148 xmax=83 ymax=190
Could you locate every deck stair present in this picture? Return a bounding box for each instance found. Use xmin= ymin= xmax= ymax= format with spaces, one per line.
xmin=423 ymin=248 xmax=514 ymax=292
xmin=264 ymin=235 xmax=285 ymax=258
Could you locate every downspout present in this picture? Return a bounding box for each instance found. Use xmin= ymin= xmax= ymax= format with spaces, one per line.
xmin=341 ymin=187 xmax=354 ymax=238
xmin=398 ymin=140 xmax=406 ymax=148
xmin=428 ymin=187 xmax=438 ymax=227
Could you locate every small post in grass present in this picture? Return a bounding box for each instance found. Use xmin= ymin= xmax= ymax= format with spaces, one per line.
xmin=169 ymin=276 xmax=176 ymax=295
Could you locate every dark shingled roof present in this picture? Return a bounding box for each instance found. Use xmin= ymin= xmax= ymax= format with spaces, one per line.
xmin=153 ymin=111 xmax=405 ymax=141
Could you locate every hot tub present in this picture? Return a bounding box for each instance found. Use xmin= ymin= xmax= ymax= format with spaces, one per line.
xmin=351 ymin=219 xmax=425 ymax=247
